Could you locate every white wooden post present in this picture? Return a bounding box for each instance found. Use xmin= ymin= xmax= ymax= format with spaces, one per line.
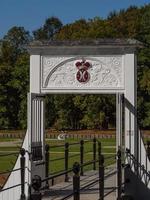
xmin=124 ymin=53 xmax=138 ymax=159
xmin=30 ymin=55 xmax=41 ymax=94
xmin=116 ymin=93 xmax=123 ymax=151
xmin=28 ymin=55 xmax=46 ymax=184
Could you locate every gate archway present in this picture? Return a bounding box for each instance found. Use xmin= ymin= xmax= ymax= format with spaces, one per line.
xmin=28 ymin=39 xmax=138 ymax=195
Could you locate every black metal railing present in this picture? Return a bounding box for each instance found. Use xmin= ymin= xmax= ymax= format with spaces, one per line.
xmin=30 ymin=139 xmax=122 ymax=200
xmin=126 ymin=148 xmax=150 ymax=186
xmin=47 ymin=138 xmax=96 ymax=185
xmin=0 ymin=138 xmax=120 ymax=200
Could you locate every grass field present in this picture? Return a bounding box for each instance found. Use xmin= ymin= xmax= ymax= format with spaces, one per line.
xmin=0 ymin=137 xmax=116 ymax=173
xmin=0 ymin=137 xmax=116 ymax=187
xmin=46 ymin=138 xmax=116 ymax=173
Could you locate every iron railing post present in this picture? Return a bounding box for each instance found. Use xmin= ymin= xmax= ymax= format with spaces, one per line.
xmin=93 ymin=137 xmax=97 ymax=170
xmin=45 ymin=144 xmax=49 ymax=188
xmin=147 ymin=141 xmax=150 ymax=160
xmin=80 ymin=140 xmax=84 ymax=176
xmin=65 ymin=142 xmax=69 ymax=182
xmin=73 ymin=162 xmax=80 ymax=200
xmin=98 ymin=141 xmax=101 ymax=156
xmin=31 ymin=175 xmax=42 ymax=200
xmin=117 ymin=148 xmax=122 ymax=200
xmin=99 ymin=153 xmax=104 ymax=200
xmin=28 ymin=184 xmax=31 ymax=200
xmin=20 ymin=148 xmax=26 ymax=200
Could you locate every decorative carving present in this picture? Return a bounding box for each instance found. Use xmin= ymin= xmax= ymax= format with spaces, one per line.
xmin=42 ymin=57 xmax=69 ymax=86
xmin=41 ymin=56 xmax=124 ymax=90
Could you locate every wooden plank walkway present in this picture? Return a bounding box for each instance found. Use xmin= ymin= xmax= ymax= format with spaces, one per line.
xmin=43 ymin=166 xmax=117 ymax=200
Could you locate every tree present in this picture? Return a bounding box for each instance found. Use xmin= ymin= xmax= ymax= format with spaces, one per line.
xmin=0 ymin=53 xmax=30 ymax=129
xmin=45 ymin=95 xmax=56 ymax=128
xmin=0 ymin=65 xmax=12 ymax=128
xmin=53 ymin=94 xmax=82 ymax=130
xmin=0 ymin=26 xmax=31 ymax=65
xmin=73 ymin=95 xmax=115 ymax=130
xmin=10 ymin=53 xmax=30 ymax=129
xmin=33 ymin=17 xmax=63 ymax=40
xmin=0 ymin=27 xmax=31 ymax=129
xmin=138 ymin=5 xmax=150 ymax=45
xmin=56 ymin=19 xmax=89 ymax=40
xmin=107 ymin=5 xmax=141 ymax=38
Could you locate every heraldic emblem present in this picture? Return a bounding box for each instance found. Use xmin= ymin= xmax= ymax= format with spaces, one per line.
xmin=75 ymin=59 xmax=91 ymax=83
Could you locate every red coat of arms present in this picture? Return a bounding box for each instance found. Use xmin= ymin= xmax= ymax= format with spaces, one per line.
xmin=75 ymin=60 xmax=91 ymax=83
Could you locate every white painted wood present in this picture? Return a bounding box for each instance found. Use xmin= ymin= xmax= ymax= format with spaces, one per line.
xmin=116 ymin=93 xmax=123 ymax=150
xmin=30 ymin=55 xmax=41 ymax=93
xmin=41 ymin=56 xmax=124 ymax=93
xmin=124 ymin=54 xmax=137 ymax=156
xmin=28 ymin=93 xmax=45 ymax=186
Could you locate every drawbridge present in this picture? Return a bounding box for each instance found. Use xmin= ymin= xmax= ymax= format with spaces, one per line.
xmin=1 ymin=39 xmax=150 ymax=200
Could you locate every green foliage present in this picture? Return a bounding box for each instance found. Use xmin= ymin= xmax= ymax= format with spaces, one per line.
xmin=138 ymin=5 xmax=150 ymax=45
xmin=33 ymin=17 xmax=63 ymax=40
xmin=0 ymin=65 xmax=12 ymax=128
xmin=53 ymin=95 xmax=82 ymax=130
xmin=74 ymin=95 xmax=115 ymax=129
xmin=139 ymin=67 xmax=150 ymax=95
xmin=0 ymin=26 xmax=31 ymax=65
xmin=0 ymin=27 xmax=30 ymax=129
xmin=11 ymin=54 xmax=30 ymax=129
xmin=45 ymin=95 xmax=56 ymax=128
xmin=3 ymin=27 xmax=31 ymax=52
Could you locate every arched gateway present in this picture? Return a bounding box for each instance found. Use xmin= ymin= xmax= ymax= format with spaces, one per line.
xmin=1 ymin=39 xmax=150 ymax=200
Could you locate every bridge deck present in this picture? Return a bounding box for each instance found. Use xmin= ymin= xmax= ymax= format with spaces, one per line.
xmin=43 ymin=167 xmax=117 ymax=200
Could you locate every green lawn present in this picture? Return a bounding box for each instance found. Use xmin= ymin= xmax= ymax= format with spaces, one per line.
xmin=0 ymin=138 xmax=18 ymax=142
xmin=0 ymin=138 xmax=116 ymax=174
xmin=0 ymin=147 xmax=20 ymax=151
xmin=0 ymin=154 xmax=18 ymax=172
xmin=46 ymin=138 xmax=116 ymax=174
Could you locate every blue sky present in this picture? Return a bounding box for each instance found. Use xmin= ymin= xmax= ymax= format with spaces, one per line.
xmin=0 ymin=0 xmax=150 ymax=39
